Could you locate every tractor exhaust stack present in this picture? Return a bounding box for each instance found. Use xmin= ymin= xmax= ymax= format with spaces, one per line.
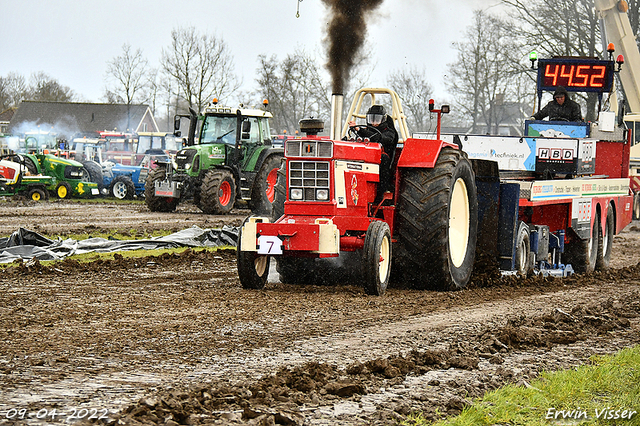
xmin=330 ymin=93 xmax=343 ymax=141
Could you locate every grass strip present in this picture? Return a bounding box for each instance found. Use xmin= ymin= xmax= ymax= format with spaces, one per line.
xmin=405 ymin=345 xmax=640 ymax=425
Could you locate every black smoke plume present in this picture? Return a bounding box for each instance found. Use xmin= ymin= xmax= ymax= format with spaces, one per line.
xmin=321 ymin=0 xmax=384 ymax=94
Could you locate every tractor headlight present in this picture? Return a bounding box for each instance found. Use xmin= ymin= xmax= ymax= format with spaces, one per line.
xmin=316 ymin=189 xmax=329 ymax=201
xmin=290 ymin=188 xmax=303 ymax=200
xmin=184 ymin=163 xmax=191 ymax=170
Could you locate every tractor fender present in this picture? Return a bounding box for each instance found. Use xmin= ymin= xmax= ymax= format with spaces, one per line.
xmin=256 ymin=145 xmax=284 ymax=164
xmin=396 ymin=138 xmax=460 ymax=169
xmin=250 ymin=147 xmax=284 ymax=177
xmin=246 ymin=146 xmax=284 ymax=175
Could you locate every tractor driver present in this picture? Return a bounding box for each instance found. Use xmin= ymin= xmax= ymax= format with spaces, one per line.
xmin=532 ymin=86 xmax=582 ymax=122
xmin=349 ymin=105 xmax=399 ymax=201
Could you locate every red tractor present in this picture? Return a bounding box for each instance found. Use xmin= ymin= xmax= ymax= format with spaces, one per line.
xmin=238 ymin=55 xmax=634 ymax=296
xmin=237 ymin=88 xmax=478 ymax=295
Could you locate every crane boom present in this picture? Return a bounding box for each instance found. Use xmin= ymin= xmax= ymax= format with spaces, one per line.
xmin=595 ymin=0 xmax=640 ymax=113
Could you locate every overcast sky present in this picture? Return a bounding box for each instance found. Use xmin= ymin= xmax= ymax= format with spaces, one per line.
xmin=1 ymin=0 xmax=505 ymax=106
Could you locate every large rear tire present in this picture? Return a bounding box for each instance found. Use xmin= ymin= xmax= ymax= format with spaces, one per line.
xmin=249 ymin=155 xmax=283 ymax=215
xmin=8 ymin=154 xmax=38 ymax=175
xmin=27 ymin=188 xmax=47 ymax=202
xmin=145 ymin=167 xmax=179 ymax=212
xmin=596 ymin=206 xmax=614 ymax=270
xmin=276 ymin=257 xmax=316 ymax=285
xmin=271 ymin=160 xmax=287 ymax=222
xmin=564 ymin=211 xmax=599 ymax=273
xmin=237 ymin=219 xmax=270 ymax=289
xmin=81 ymin=160 xmax=104 ymax=192
xmin=200 ymin=169 xmax=236 ymax=214
xmin=394 ymin=148 xmax=478 ymax=291
xmin=363 ymin=221 xmax=392 ymax=296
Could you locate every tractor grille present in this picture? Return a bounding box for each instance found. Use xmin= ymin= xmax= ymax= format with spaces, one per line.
xmin=289 ymin=161 xmax=330 ymax=201
xmin=175 ymin=149 xmax=197 ymax=169
xmin=285 ymin=140 xmax=333 ymax=158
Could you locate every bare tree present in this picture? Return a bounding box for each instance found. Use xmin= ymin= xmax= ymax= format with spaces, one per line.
xmin=162 ymin=27 xmax=240 ymax=114
xmin=502 ymin=0 xmax=605 ymax=120
xmin=0 ymin=72 xmax=29 ymax=111
xmin=447 ymin=10 xmax=533 ymax=134
xmin=104 ymin=43 xmax=150 ymax=105
xmin=104 ymin=43 xmax=153 ymax=131
xmin=256 ymin=49 xmax=330 ymax=135
xmin=386 ymin=67 xmax=434 ymax=133
xmin=29 ymin=72 xmax=75 ymax=102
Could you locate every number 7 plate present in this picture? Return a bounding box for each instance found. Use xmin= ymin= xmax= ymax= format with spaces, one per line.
xmin=257 ymin=235 xmax=283 ymax=255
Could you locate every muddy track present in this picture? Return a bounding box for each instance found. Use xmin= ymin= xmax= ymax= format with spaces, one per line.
xmin=0 ymin=200 xmax=639 ymax=425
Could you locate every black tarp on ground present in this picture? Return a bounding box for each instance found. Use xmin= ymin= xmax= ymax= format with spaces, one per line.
xmin=0 ymin=226 xmax=239 ymax=263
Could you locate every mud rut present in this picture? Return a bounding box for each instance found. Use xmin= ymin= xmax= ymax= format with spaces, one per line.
xmin=1 ymin=200 xmax=639 ymax=425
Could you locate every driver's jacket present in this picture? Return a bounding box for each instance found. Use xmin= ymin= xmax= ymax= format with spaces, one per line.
xmin=355 ymin=117 xmax=398 ymax=158
xmin=533 ymin=98 xmax=582 ymax=122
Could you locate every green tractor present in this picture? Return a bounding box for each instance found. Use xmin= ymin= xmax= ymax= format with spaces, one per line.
xmin=4 ymin=151 xmax=99 ymax=199
xmin=145 ymin=101 xmax=283 ymax=215
xmin=3 ymin=133 xmax=99 ymax=199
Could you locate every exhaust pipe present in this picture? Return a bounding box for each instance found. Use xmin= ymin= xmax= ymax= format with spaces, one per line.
xmin=330 ymin=93 xmax=343 ymax=141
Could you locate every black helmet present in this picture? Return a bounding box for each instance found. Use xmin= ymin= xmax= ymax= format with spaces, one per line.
xmin=366 ymin=105 xmax=386 ymax=126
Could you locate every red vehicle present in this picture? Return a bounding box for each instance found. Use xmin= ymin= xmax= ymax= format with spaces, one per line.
xmin=238 ymin=56 xmax=633 ymax=295
xmin=100 ymin=131 xmax=137 ymax=166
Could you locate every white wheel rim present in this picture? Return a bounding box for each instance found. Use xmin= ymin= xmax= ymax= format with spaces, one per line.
xmin=449 ymin=178 xmax=470 ymax=268
xmin=254 ymin=255 xmax=268 ymax=276
xmin=517 ymin=239 xmax=527 ymax=272
xmin=378 ymin=234 xmax=390 ymax=282
xmin=114 ymin=182 xmax=126 ymax=199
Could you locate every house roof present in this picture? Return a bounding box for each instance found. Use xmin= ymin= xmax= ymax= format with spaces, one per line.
xmin=8 ymin=101 xmax=158 ymax=137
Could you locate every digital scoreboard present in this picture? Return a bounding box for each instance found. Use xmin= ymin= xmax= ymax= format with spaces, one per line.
xmin=537 ymin=58 xmax=615 ymax=93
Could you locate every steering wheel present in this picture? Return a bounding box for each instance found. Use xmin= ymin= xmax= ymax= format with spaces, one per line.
xmin=347 ymin=124 xmax=383 ymax=142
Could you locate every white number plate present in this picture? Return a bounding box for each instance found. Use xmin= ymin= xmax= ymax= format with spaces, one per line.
xmin=257 ymin=235 xmax=283 ymax=255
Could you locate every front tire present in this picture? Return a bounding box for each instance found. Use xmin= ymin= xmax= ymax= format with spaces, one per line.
xmin=145 ymin=167 xmax=179 ymax=212
xmin=237 ymin=219 xmax=270 ymax=289
xmin=55 ymin=182 xmax=72 ymax=199
xmin=110 ymin=175 xmax=135 ymax=200
xmin=395 ymin=148 xmax=478 ymax=291
xmin=363 ymin=221 xmax=392 ymax=296
xmin=249 ymin=155 xmax=283 ymax=215
xmin=200 ymin=169 xmax=236 ymax=214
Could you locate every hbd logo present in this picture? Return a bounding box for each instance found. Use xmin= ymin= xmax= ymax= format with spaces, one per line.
xmin=538 ymin=148 xmax=575 ymax=160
